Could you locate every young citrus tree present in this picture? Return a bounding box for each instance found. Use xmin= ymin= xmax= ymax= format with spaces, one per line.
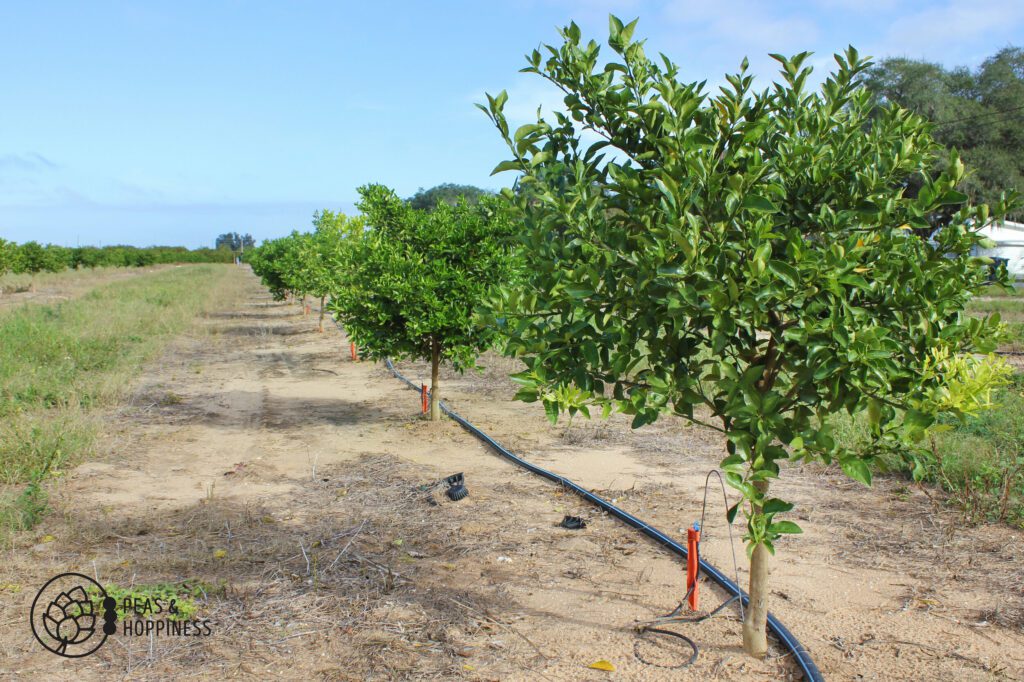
xmin=280 ymin=231 xmax=315 ymax=311
xmin=301 ymin=210 xmax=366 ymax=332
xmin=250 ymin=233 xmax=309 ymax=302
xmin=328 ymin=184 xmax=520 ymax=420
xmin=0 ymin=238 xmax=13 ymax=279
xmin=482 ymin=17 xmax=1015 ymax=656
xmin=0 ymin=239 xmax=14 ymax=297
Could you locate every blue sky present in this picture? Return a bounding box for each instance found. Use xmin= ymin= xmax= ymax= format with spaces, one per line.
xmin=1 ymin=0 xmax=1022 ymax=249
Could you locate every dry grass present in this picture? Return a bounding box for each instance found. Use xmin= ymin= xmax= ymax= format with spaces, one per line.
xmin=26 ymin=454 xmax=548 ymax=680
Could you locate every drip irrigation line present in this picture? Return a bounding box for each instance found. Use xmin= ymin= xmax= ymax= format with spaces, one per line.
xmin=376 ymin=353 xmax=824 ymax=682
xmin=632 ymin=470 xmax=745 ymax=669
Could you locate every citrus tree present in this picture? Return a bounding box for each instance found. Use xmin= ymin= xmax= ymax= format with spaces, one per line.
xmin=10 ymin=241 xmax=67 ymax=290
xmin=329 ymin=184 xmax=520 ymax=420
xmin=482 ymin=17 xmax=1015 ymax=656
xmin=0 ymin=239 xmax=15 ymax=297
xmin=301 ymin=210 xmax=366 ymax=332
xmin=250 ymin=235 xmax=303 ymax=301
xmin=0 ymin=239 xmax=13 ymax=279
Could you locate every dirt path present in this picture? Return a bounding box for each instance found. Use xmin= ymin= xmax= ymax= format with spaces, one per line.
xmin=1 ymin=271 xmax=1021 ymax=680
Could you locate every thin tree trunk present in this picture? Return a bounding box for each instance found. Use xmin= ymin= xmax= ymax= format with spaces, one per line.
xmin=301 ymin=294 xmax=308 ymax=315
xmin=742 ymin=478 xmax=770 ymax=658
xmin=429 ymin=338 xmax=441 ymax=421
xmin=318 ymin=295 xmax=326 ymax=333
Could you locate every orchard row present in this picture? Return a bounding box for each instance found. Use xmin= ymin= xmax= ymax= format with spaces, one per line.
xmin=248 ymin=15 xmax=1016 ymax=658
xmin=0 ymin=239 xmax=234 ymax=278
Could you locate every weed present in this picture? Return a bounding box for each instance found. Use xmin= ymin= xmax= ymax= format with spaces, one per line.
xmin=88 ymin=580 xmax=224 ymax=621
xmin=837 ymin=375 xmax=1024 ymax=526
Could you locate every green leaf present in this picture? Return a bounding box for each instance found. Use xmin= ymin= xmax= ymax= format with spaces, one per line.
xmin=767 ymin=260 xmax=799 ymax=287
xmin=840 ymin=457 xmax=872 ymax=486
xmin=903 ymin=409 xmax=934 ymax=432
xmin=490 ymin=160 xmax=521 ymax=175
xmin=543 ymin=399 xmax=560 ymax=425
xmin=938 ymin=189 xmax=968 ymax=205
xmin=563 ymin=285 xmax=594 ymax=299
xmin=762 ymin=498 xmax=794 ymax=515
xmin=767 ymin=520 xmax=802 ymax=534
xmin=741 ymin=195 xmax=779 ymax=213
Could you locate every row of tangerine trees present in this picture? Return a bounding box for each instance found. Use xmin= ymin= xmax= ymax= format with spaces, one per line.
xmin=247 ymin=16 xmax=1017 ymax=658
xmin=249 ymin=186 xmax=521 ymax=419
xmin=0 ymin=239 xmax=234 ymax=282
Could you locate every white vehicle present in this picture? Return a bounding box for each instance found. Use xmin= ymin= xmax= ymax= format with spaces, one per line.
xmin=973 ymin=220 xmax=1024 ymax=280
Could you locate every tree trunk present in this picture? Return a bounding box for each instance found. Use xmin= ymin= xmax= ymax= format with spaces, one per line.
xmin=742 ymin=479 xmax=771 ymax=658
xmin=429 ymin=338 xmax=441 ymax=421
xmin=301 ymin=294 xmax=308 ymax=315
xmin=318 ymin=295 xmax=326 ymax=333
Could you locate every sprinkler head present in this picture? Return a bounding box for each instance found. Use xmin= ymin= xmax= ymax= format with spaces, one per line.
xmin=444 ymin=473 xmax=468 ymax=502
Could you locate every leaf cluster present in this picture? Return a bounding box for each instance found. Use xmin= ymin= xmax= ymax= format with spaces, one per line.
xmin=481 ymin=16 xmax=1018 ymax=548
xmin=327 ymin=184 xmax=522 ymax=368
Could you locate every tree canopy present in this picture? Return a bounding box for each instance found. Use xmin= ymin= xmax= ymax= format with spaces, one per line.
xmin=0 ymin=239 xmax=15 ymax=278
xmin=406 ymin=183 xmax=493 ymax=211
xmin=862 ymin=47 xmax=1024 ymax=219
xmin=329 ymin=184 xmax=520 ymax=419
xmin=482 ymin=17 xmax=1014 ymax=656
xmin=215 ymin=232 xmax=256 ymax=252
xmin=249 ymin=233 xmax=304 ymax=301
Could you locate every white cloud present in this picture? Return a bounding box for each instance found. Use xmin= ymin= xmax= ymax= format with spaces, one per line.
xmin=660 ymin=0 xmax=820 ymax=53
xmin=0 ymin=153 xmax=58 ymax=173
xmin=869 ymin=0 xmax=1024 ymax=63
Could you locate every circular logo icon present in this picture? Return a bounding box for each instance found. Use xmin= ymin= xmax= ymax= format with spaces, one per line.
xmin=29 ymin=573 xmax=116 ymax=657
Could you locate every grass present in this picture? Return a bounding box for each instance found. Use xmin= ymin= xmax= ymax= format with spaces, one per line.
xmin=0 ymin=265 xmax=159 ymax=297
xmin=968 ymin=287 xmax=1024 ymax=348
xmin=0 ymin=265 xmax=235 ymax=538
xmin=832 ymin=373 xmax=1024 ymax=527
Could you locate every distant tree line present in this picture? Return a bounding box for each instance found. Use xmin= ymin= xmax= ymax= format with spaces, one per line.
xmin=215 ymin=232 xmax=256 ymax=252
xmin=0 ymin=239 xmax=234 ymax=278
xmin=406 ymin=183 xmax=492 ymax=211
xmin=862 ymin=47 xmax=1024 ymax=219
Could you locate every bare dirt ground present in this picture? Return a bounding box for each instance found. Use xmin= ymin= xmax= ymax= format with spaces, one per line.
xmin=1 ymin=270 xmax=1022 ymax=681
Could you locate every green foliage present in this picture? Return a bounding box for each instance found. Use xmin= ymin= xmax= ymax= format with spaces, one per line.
xmin=13 ymin=242 xmax=64 ymax=274
xmin=862 ymin=48 xmax=1024 ymax=219
xmin=248 ymin=234 xmax=301 ymax=300
xmin=407 ymin=183 xmax=493 ymax=211
xmin=215 ymin=232 xmax=255 ymax=252
xmin=0 ymin=239 xmax=14 ymax=277
xmin=836 ymin=375 xmax=1024 ymax=526
xmin=300 ymin=210 xmax=366 ymax=299
xmin=328 ymin=184 xmax=520 ymax=370
xmin=248 ymin=211 xmax=364 ymax=305
xmin=0 ymin=241 xmax=232 ymax=277
xmin=89 ymin=581 xmax=220 ymax=621
xmin=481 ymin=17 xmax=1016 ymax=552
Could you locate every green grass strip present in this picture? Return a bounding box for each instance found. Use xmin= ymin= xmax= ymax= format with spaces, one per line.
xmin=0 ymin=264 xmax=233 ymax=535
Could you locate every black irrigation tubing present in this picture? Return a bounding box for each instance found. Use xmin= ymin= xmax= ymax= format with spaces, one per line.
xmin=369 ymin=350 xmax=824 ymax=682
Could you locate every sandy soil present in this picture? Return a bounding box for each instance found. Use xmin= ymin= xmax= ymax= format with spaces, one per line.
xmin=0 ymin=270 xmax=1021 ymax=681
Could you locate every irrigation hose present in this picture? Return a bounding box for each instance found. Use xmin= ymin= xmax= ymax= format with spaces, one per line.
xmin=383 ymin=357 xmax=824 ymax=682
xmin=332 ymin=318 xmax=823 ymax=681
